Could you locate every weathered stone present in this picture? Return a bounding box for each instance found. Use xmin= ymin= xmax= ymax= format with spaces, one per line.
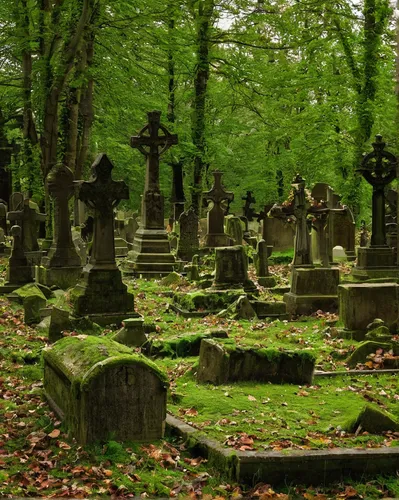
xmin=124 ymin=112 xmax=176 ymax=277
xmin=344 ymin=405 xmax=399 ymax=434
xmin=14 ymin=283 xmax=47 ymax=325
xmin=125 ymin=215 xmax=139 ymax=249
xmin=284 ymin=267 xmax=340 ymax=316
xmin=262 ymin=216 xmax=295 ymax=251
xmin=346 ymin=341 xmax=394 ymax=368
xmin=203 ymin=171 xmax=234 ymax=248
xmin=6 ymin=225 xmax=33 ymax=285
xmin=43 ymin=336 xmax=168 ymax=444
xmin=339 ymin=283 xmax=399 ymax=333
xmin=114 ymin=237 xmax=128 ymax=257
xmin=0 ymin=202 xmax=7 ymax=234
xmin=197 ymin=339 xmax=315 ymax=385
xmin=48 ymin=307 xmax=72 ymax=343
xmin=217 ymin=295 xmax=257 ymax=320
xmin=176 ymin=207 xmax=199 ymax=261
xmin=7 ymin=199 xmax=46 ymax=253
xmin=226 ymin=216 xmax=244 ymax=246
xmin=70 ymin=154 xmax=137 ymax=326
xmin=150 ymin=330 xmax=228 ymax=358
xmin=292 ymin=175 xmax=312 ymax=267
xmin=250 ymin=300 xmax=287 ymax=320
xmin=173 ymin=289 xmax=243 ymax=313
xmin=112 ymin=317 xmax=146 ymax=347
xmin=213 ymin=245 xmax=255 ymax=292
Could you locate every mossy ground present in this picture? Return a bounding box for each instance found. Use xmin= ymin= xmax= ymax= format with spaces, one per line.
xmin=1 ymin=257 xmax=399 ymax=497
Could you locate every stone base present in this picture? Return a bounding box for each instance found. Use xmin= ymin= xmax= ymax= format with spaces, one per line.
xmin=69 ymin=266 xmax=135 ymax=324
xmin=258 ymin=276 xmax=277 ymax=288
xmin=356 ymin=246 xmax=395 ymax=268
xmin=351 ymin=268 xmax=399 ymax=281
xmin=6 ymin=265 xmax=33 ymax=286
xmin=25 ymin=251 xmax=43 ymax=266
xmin=123 ymin=228 xmax=175 ymax=277
xmin=339 ymin=283 xmax=399 ymax=331
xmin=250 ymin=300 xmax=288 ymax=319
xmin=204 ymin=233 xmax=232 ymax=248
xmin=73 ymin=311 xmax=141 ymax=327
xmin=283 ymin=292 xmax=338 ymax=316
xmin=115 ymin=237 xmax=128 ymax=258
xmin=36 ymin=265 xmax=83 ymax=290
xmin=112 ymin=317 xmax=146 ymax=346
xmin=345 ymin=251 xmax=356 ymax=262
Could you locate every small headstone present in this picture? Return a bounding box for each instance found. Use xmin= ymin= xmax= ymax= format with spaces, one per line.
xmin=112 ymin=318 xmax=147 ymax=347
xmin=225 ymin=216 xmax=244 ymax=246
xmin=125 ymin=215 xmax=139 ymax=250
xmin=256 ymin=239 xmax=276 ymax=287
xmin=6 ymin=225 xmax=33 ymax=285
xmin=10 ymin=192 xmax=24 ymax=212
xmin=14 ymin=283 xmax=47 ymax=326
xmin=48 ymin=307 xmax=72 ymax=343
xmin=213 ymin=245 xmax=255 ymax=292
xmin=176 ymin=207 xmax=199 ymax=261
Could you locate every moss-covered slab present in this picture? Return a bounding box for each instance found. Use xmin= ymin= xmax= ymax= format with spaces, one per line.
xmin=44 ymin=335 xmax=168 ymax=444
xmin=346 ymin=341 xmax=394 ymax=368
xmin=197 ymin=339 xmax=316 ymax=385
xmin=344 ymin=405 xmax=399 ymax=434
xmin=14 ymin=283 xmax=47 ymax=325
xmin=173 ymin=289 xmax=244 ymax=315
xmin=150 ymin=329 xmax=228 ymax=358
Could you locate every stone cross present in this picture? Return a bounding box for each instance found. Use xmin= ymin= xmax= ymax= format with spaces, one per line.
xmin=78 ymin=154 xmax=129 ymax=269
xmin=131 ymin=111 xmax=178 ymax=230
xmin=203 ymin=171 xmax=234 ymax=236
xmin=45 ymin=164 xmax=81 ymax=267
xmin=7 ymin=199 xmax=46 ymax=252
xmin=242 ymin=191 xmax=257 ymax=221
xmin=291 ymin=174 xmax=312 ymax=267
xmin=356 ymin=135 xmax=397 ymax=247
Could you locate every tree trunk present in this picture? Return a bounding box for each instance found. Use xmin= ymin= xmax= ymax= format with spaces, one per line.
xmin=191 ymin=0 xmax=214 ymax=215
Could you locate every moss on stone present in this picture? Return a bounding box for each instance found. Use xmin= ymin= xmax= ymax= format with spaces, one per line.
xmin=344 ymin=404 xmax=399 ymax=433
xmin=14 ymin=283 xmax=47 ymax=302
xmin=174 ymin=290 xmax=242 ymax=312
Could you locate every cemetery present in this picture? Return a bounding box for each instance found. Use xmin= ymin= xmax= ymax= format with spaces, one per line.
xmin=1 ymin=1 xmax=399 ymax=498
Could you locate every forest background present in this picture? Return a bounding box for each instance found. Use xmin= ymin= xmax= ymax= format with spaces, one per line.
xmin=1 ymin=0 xmax=398 ymax=222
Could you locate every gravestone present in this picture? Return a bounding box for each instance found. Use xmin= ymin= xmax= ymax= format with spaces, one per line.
xmin=203 ymin=170 xmax=234 ymax=247
xmin=5 ymin=225 xmax=33 ymax=287
xmin=124 ymin=111 xmax=176 ymax=277
xmin=360 ymin=220 xmax=369 ymax=247
xmin=213 ymin=245 xmax=255 ymax=292
xmin=7 ymin=199 xmax=46 ymax=265
xmin=10 ymin=192 xmax=24 ymax=212
xmin=0 ymin=202 xmax=7 ymax=234
xmin=176 ymin=207 xmax=199 ymax=261
xmin=36 ymin=164 xmax=83 ymax=289
xmin=255 ymin=239 xmax=276 ymax=287
xmin=70 ymin=154 xmax=139 ymax=326
xmin=226 ymin=216 xmax=244 ymax=246
xmin=43 ymin=336 xmax=168 ymax=444
xmin=125 ymin=215 xmax=139 ymax=250
xmin=353 ymin=135 xmax=398 ymax=279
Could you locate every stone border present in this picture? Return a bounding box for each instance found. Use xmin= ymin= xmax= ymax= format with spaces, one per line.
xmin=314 ymin=369 xmax=399 ymax=378
xmin=168 ymin=303 xmax=214 ymax=318
xmin=166 ymin=414 xmax=399 ymax=485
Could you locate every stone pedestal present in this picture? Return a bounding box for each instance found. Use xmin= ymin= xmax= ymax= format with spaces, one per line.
xmin=338 ymin=283 xmax=399 ymax=339
xmin=70 ymin=266 xmax=138 ymax=326
xmin=25 ymin=250 xmax=43 ymax=266
xmin=36 ymin=266 xmax=83 ymax=290
xmin=114 ymin=237 xmax=128 ymax=257
xmin=204 ymin=232 xmax=232 ymax=248
xmin=112 ymin=317 xmax=146 ymax=347
xmin=123 ymin=227 xmax=175 ymax=277
xmin=352 ymin=246 xmax=399 ymax=280
xmin=284 ymin=267 xmax=340 ymax=316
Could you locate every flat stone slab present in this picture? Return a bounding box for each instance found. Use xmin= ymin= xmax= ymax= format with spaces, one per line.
xmin=166 ymin=414 xmax=399 ymax=486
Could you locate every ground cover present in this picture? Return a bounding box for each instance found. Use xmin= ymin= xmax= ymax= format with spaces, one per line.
xmin=1 ymin=257 xmax=399 ymax=497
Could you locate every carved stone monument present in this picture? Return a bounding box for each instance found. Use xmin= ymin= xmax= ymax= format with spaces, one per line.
xmin=36 ymin=164 xmax=83 ymax=289
xmin=70 ymin=154 xmax=140 ymax=326
xmin=5 ymin=225 xmax=33 ymax=289
xmin=353 ymin=135 xmax=398 ymax=279
xmin=203 ymin=170 xmax=234 ymax=248
xmin=124 ymin=111 xmax=176 ymax=277
xmin=176 ymin=207 xmax=199 ymax=262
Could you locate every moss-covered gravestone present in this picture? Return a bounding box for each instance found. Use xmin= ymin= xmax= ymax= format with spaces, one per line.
xmin=69 ymin=155 xmax=139 ymax=326
xmin=43 ymin=336 xmax=168 ymax=444
xmin=197 ymin=339 xmax=315 ymax=385
xmin=213 ymin=245 xmax=255 ymax=292
xmin=5 ymin=225 xmax=33 ymax=290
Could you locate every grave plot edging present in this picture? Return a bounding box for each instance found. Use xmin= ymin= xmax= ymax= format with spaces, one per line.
xmin=166 ymin=414 xmax=399 ymax=486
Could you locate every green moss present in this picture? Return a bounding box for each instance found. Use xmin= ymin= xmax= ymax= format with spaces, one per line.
xmin=174 ymin=290 xmax=241 ymax=312
xmin=14 ymin=283 xmax=47 ymax=301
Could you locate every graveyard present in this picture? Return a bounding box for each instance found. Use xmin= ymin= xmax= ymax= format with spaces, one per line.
xmin=2 ymin=1 xmax=399 ymax=498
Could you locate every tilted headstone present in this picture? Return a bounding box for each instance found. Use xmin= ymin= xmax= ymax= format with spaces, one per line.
xmin=37 ymin=164 xmax=83 ymax=289
xmin=203 ymin=170 xmax=234 ymax=248
xmin=176 ymin=207 xmax=199 ymax=261
xmin=43 ymin=336 xmax=168 ymax=444
xmin=70 ymin=154 xmax=137 ymax=325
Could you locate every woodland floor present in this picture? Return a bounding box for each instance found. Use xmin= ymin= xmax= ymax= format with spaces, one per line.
xmin=0 ymin=256 xmax=399 ymax=498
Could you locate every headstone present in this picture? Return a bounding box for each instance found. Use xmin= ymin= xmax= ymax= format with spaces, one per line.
xmin=353 ymin=136 xmax=398 ymax=279
xmin=112 ymin=317 xmax=147 ymax=347
xmin=255 ymin=239 xmax=276 ymax=287
xmin=6 ymin=225 xmax=33 ymax=286
xmin=213 ymin=245 xmax=255 ymax=292
xmin=360 ymin=220 xmax=369 ymax=247
xmin=125 ymin=214 xmax=139 ymax=250
xmin=124 ymin=111 xmax=176 ymax=277
xmin=225 ymin=216 xmax=244 ymax=246
xmin=70 ymin=154 xmax=139 ymax=326
xmin=43 ymin=336 xmax=168 ymax=444
xmin=14 ymin=283 xmax=47 ymax=326
xmin=36 ymin=164 xmax=83 ymax=289
xmin=7 ymin=198 xmax=46 ymax=264
xmin=176 ymin=207 xmax=199 ymax=261
xmin=10 ymin=192 xmax=24 ymax=212
xmin=203 ymin=170 xmax=234 ymax=248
